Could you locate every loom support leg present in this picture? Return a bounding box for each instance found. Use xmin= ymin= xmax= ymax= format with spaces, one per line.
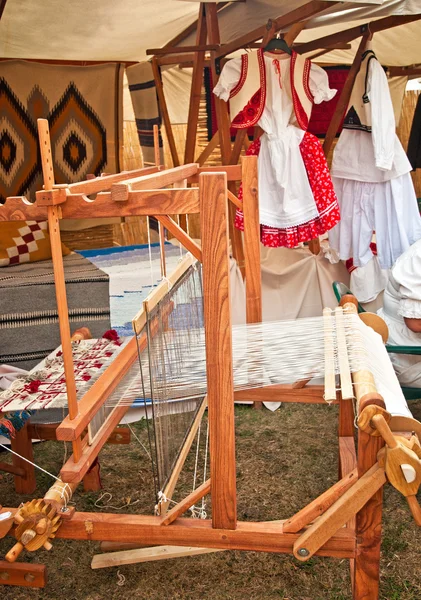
xmin=353 ymin=431 xmax=384 ymax=600
xmin=10 ymin=424 xmax=36 ymax=495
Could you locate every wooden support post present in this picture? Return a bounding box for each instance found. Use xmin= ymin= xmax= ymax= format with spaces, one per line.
xmin=184 ymin=3 xmax=208 ymax=164
xmin=200 ymin=172 xmax=237 ymax=530
xmin=241 ymin=154 xmax=263 ymax=409
xmin=205 ymin=2 xmax=245 ymax=271
xmin=10 ymin=425 xmax=36 ymax=494
xmin=241 ymin=156 xmax=261 ymax=325
xmin=353 ymin=430 xmax=385 ymax=599
xmin=323 ymin=34 xmax=370 ymax=157
xmin=83 ymin=459 xmax=102 ymax=492
xmin=37 ymin=119 xmax=82 ymax=462
xmin=153 ymin=124 xmax=167 ymax=277
xmin=151 ymin=57 xmax=180 ymax=167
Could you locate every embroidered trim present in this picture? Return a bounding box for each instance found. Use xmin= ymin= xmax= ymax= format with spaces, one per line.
xmin=290 ymin=52 xmax=309 ymax=131
xmin=231 ymin=49 xmax=267 ymax=129
xmin=230 ymin=54 xmax=248 ymax=99
xmin=303 ymin=58 xmax=314 ymax=102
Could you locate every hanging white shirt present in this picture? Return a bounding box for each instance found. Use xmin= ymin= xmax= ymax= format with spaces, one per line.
xmin=331 ymin=59 xmax=411 ymax=182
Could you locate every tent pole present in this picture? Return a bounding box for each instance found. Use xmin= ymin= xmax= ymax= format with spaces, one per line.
xmin=205 ymin=2 xmax=245 ymax=272
xmin=184 ymin=3 xmax=208 ymax=164
xmin=322 ymin=33 xmax=371 ymax=158
xmin=151 ymin=57 xmax=180 ymax=167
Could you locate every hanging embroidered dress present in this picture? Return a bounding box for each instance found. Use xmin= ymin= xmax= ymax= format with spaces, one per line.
xmin=213 ymin=49 xmax=340 ymax=248
xmin=328 ymin=45 xmax=421 ymax=269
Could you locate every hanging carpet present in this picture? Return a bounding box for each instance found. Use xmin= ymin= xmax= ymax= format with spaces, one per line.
xmin=0 ymin=59 xmax=124 ymax=203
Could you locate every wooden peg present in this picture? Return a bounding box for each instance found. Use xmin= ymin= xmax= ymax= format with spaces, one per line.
xmin=5 ymin=542 xmax=24 ymax=563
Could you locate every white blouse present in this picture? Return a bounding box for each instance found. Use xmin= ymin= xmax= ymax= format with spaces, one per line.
xmin=332 ymin=58 xmax=411 ymax=183
xmin=213 ymin=53 xmax=336 ymax=108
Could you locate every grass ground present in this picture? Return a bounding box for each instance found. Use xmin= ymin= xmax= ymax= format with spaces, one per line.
xmin=1 ymin=401 xmax=420 ymax=600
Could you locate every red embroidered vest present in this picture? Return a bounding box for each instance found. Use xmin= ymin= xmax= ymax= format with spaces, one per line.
xmin=228 ymin=49 xmax=313 ymax=131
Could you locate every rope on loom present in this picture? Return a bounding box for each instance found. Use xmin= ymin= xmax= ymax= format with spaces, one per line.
xmin=0 ymin=443 xmax=73 ymax=508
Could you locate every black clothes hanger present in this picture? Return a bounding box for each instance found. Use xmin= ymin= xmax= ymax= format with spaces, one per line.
xmin=264 ymin=35 xmax=292 ymax=55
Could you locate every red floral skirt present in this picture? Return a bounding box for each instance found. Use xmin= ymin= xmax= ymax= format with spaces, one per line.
xmin=235 ymin=132 xmax=340 ymax=248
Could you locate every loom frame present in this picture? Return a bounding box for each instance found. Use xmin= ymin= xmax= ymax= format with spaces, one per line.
xmin=1 ymin=122 xmax=419 ymax=599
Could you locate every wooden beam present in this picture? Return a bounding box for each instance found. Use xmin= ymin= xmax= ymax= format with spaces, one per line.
xmin=0 ymin=57 xmax=138 ymax=66
xmin=293 ymin=464 xmax=385 ymax=561
xmin=189 ymin=164 xmax=242 ymax=183
xmin=389 ymin=65 xmax=421 ymax=78
xmin=156 ymin=215 xmax=202 ymax=262
xmin=148 ymin=44 xmax=219 ymax=55
xmin=112 ymin=164 xmax=198 ymax=201
xmin=216 ymin=1 xmax=335 ymax=59
xmin=159 ymin=398 xmax=208 ymax=514
xmin=9 ymin=425 xmax=36 ymax=494
xmin=283 ymin=469 xmax=358 ymax=534
xmin=195 ymin=132 xmax=220 ymax=166
xmin=56 ymin=338 xmax=138 ymax=441
xmin=205 ymin=3 xmax=245 ymax=269
xmin=154 ymin=1 xmax=231 ymax=52
xmin=234 ymin=384 xmax=337 ymax=404
xmin=242 ymin=155 xmax=262 ymax=325
xmin=200 ymin=172 xmax=237 ymax=530
xmin=59 ymin=189 xmax=200 ymax=219
xmin=60 ymin=166 xmax=160 ymax=195
xmin=353 ymin=421 xmax=385 ymax=596
xmin=37 ymin=119 xmax=82 ymax=462
xmin=298 ymin=14 xmax=421 ymax=55
xmin=151 ymin=57 xmax=180 ymax=167
xmin=0 ymin=462 xmax=25 ymax=478
xmin=323 ymin=34 xmax=370 ymax=157
xmin=161 ymin=479 xmax=211 ymax=526
xmin=0 ymin=561 xmax=46 ymax=588
xmin=0 ymin=0 xmax=8 ymax=21
xmin=184 ymin=3 xmax=208 ymax=164
xmin=92 ymin=545 xmax=223 ymax=569
xmin=156 ymin=53 xmax=196 ymax=67
xmin=54 ymin=513 xmax=356 ymax=558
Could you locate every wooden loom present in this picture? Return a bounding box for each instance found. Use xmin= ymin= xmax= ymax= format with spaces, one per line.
xmin=0 ymin=120 xmax=421 ymax=598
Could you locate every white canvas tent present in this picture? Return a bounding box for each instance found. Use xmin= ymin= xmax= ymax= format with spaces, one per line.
xmin=0 ymin=0 xmax=420 ymax=65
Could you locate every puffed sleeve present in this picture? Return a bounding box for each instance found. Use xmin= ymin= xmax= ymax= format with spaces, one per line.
xmin=392 ymin=241 xmax=421 ymax=318
xmin=213 ymin=57 xmax=242 ymax=102
xmin=367 ymin=58 xmax=395 ymax=171
xmin=309 ymin=63 xmax=337 ymax=104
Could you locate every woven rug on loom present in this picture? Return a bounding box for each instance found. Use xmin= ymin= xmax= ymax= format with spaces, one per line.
xmin=0 ymin=253 xmax=111 ymax=370
xmin=79 ymin=243 xmax=187 ymax=337
xmin=0 ymin=60 xmax=124 ymax=202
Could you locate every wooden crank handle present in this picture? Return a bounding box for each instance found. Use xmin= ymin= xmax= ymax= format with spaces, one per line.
xmin=5 ymin=541 xmax=24 ymax=563
xmin=407 ymin=495 xmax=421 ymax=526
xmin=371 ymin=414 xmax=398 ymax=449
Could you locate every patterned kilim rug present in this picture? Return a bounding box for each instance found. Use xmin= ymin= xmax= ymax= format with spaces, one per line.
xmin=0 ymin=60 xmax=123 ymax=202
xmin=79 ymin=243 xmax=188 ymax=337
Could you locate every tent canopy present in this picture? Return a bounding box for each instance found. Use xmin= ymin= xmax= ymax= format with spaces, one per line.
xmin=0 ymin=0 xmax=420 ymax=66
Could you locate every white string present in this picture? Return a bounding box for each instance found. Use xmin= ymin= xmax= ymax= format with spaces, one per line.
xmin=94 ymin=491 xmax=141 ymax=510
xmin=0 ymin=443 xmax=73 ymax=507
xmin=122 ymin=419 xmax=152 ymax=461
xmin=176 ymin=215 xmax=184 ymax=259
xmin=0 ymin=442 xmax=61 ymax=482
xmin=116 ymin=570 xmax=126 ymax=587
